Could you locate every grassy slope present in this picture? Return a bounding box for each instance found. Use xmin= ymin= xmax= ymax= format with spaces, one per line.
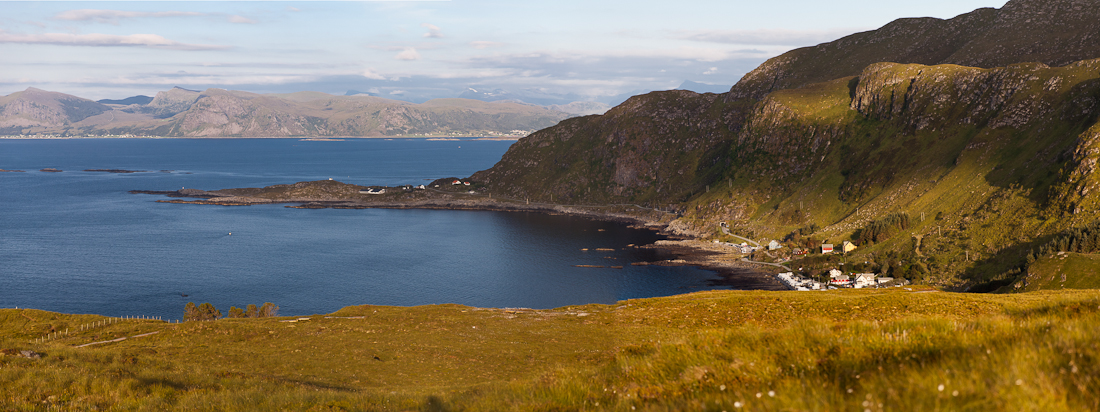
xmin=679 ymin=60 xmax=1100 ymax=290
xmin=1016 ymin=253 xmax=1100 ymax=292
xmin=3 ymin=289 xmax=1099 ymax=411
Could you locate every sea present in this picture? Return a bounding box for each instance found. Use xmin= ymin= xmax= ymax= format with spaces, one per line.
xmin=0 ymin=138 xmax=727 ymax=321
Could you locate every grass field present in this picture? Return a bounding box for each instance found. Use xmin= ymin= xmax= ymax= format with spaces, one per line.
xmin=2 ymin=288 xmax=1098 ymax=411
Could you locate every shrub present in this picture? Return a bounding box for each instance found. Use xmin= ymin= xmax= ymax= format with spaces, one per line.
xmin=857 ymin=212 xmax=911 ymax=245
xmin=184 ymin=302 xmax=222 ymax=321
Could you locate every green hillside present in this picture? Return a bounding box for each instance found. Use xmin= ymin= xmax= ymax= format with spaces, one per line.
xmin=2 ymin=289 xmax=1098 ymax=411
xmin=470 ymin=0 xmax=1100 ymax=291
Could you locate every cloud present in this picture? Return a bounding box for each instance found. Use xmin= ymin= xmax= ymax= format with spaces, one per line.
xmin=53 ymin=9 xmax=205 ymax=25
xmin=675 ymin=28 xmax=863 ymax=46
xmin=470 ymin=41 xmax=503 ymax=49
xmin=362 ymin=68 xmax=386 ymax=80
xmin=228 ymin=15 xmax=257 ymax=24
xmin=703 ymin=67 xmax=718 ymax=75
xmin=0 ymin=32 xmax=229 ymax=51
xmin=286 ymin=7 xmax=301 ymax=12
xmin=394 ymin=47 xmax=420 ymax=61
xmin=421 ymin=23 xmax=442 ymax=38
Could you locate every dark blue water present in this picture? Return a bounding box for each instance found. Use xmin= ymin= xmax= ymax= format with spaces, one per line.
xmin=0 ymin=138 xmax=724 ymax=320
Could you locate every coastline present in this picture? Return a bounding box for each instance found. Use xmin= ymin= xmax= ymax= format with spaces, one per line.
xmin=132 ymin=181 xmax=787 ymax=291
xmin=1 ymin=135 xmax=524 ymax=140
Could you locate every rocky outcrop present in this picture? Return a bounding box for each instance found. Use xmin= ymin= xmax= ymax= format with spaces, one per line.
xmin=471 ymin=90 xmax=730 ymax=206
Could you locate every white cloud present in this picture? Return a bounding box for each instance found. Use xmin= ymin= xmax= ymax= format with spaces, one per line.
xmin=394 ymin=47 xmax=420 ymax=61
xmin=703 ymin=67 xmax=718 ymax=75
xmin=421 ymin=23 xmax=442 ymax=38
xmin=53 ymin=9 xmax=205 ymax=25
xmin=470 ymin=41 xmax=503 ymax=49
xmin=0 ymin=31 xmax=229 ymax=51
xmin=362 ymin=68 xmax=386 ymax=80
xmin=229 ymin=15 xmax=257 ymax=24
xmin=675 ymin=28 xmax=863 ymax=46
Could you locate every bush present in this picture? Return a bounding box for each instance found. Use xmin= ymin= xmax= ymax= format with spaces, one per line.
xmin=184 ymin=302 xmax=222 ymax=321
xmin=857 ymin=212 xmax=911 ymax=245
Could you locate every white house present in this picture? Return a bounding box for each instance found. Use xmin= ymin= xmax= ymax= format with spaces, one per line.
xmin=853 ymin=273 xmax=876 ymax=288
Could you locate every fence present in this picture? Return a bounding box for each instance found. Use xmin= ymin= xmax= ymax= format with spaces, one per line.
xmin=33 ymin=314 xmax=166 ymax=344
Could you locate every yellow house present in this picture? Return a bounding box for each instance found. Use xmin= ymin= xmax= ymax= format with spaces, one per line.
xmin=842 ymin=241 xmax=858 ymax=253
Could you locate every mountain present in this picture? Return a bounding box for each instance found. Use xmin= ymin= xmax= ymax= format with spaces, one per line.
xmin=97 ymin=95 xmax=154 ymax=106
xmin=0 ymin=87 xmax=110 ymax=132
xmin=469 ymin=0 xmax=1100 ymax=291
xmin=729 ymin=0 xmax=1100 ymax=101
xmin=0 ymin=88 xmax=572 ymax=137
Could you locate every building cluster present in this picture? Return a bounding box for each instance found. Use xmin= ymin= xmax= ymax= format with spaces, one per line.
xmin=778 ymin=268 xmax=897 ymax=291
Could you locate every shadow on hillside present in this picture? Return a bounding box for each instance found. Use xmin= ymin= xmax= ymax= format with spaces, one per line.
xmin=963 ymin=234 xmax=1056 ymax=293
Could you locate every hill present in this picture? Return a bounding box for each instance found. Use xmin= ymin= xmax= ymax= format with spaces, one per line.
xmin=469 ymin=0 xmax=1100 ymax=291
xmin=2 ymin=289 xmax=1097 ymax=410
xmin=0 ymin=88 xmax=572 ymax=138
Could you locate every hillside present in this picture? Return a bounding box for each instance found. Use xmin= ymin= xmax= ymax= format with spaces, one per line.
xmin=2 ymin=289 xmax=1097 ymax=410
xmin=469 ymin=0 xmax=1100 ymax=291
xmin=0 ymin=88 xmax=572 ymax=138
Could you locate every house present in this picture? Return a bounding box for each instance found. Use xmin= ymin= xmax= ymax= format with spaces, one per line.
xmin=359 ymin=188 xmax=386 ymax=195
xmin=853 ymin=273 xmax=876 ymax=288
xmin=821 ymin=244 xmax=834 ymax=254
xmin=452 ymin=180 xmax=462 ymax=185
xmin=768 ymin=240 xmax=782 ymax=250
xmin=463 ymin=182 xmax=471 ymax=186
xmin=416 ymin=185 xmax=426 ymax=190
xmin=793 ymin=248 xmax=807 ymax=256
xmin=829 ymin=275 xmax=851 ymax=286
xmin=842 ymin=241 xmax=858 ymax=253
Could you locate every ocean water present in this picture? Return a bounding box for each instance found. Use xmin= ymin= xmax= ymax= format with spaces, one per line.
xmin=0 ymin=138 xmax=724 ymax=320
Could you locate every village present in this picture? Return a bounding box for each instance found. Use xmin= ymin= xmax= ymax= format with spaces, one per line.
xmin=716 ymin=234 xmax=906 ymax=291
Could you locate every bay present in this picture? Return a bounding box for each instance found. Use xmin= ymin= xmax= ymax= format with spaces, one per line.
xmin=0 ymin=138 xmax=725 ymax=320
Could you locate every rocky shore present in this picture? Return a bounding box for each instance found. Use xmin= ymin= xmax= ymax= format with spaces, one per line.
xmin=131 ymin=179 xmax=787 ymax=289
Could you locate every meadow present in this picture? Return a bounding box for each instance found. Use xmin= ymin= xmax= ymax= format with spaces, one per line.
xmin=2 ymin=288 xmax=1098 ymax=411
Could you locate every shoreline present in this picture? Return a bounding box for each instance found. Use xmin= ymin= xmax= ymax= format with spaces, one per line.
xmin=133 ymin=183 xmax=788 ymax=291
xmin=0 ymin=135 xmax=524 ymax=140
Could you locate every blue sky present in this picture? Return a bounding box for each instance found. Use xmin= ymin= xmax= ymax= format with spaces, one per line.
xmin=1 ymin=0 xmax=1009 ymax=102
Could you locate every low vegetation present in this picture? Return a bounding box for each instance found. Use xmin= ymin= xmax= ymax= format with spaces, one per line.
xmin=2 ymin=289 xmax=1098 ymax=410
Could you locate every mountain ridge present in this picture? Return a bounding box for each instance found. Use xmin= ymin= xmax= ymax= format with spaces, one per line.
xmin=0 ymin=87 xmax=572 ymax=137
xmin=467 ymin=0 xmax=1100 ymax=290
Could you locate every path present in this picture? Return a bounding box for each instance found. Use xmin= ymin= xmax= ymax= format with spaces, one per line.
xmin=75 ymin=331 xmax=160 ymax=348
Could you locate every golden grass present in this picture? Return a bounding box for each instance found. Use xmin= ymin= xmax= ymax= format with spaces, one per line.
xmin=2 ymin=289 xmax=1098 ymax=410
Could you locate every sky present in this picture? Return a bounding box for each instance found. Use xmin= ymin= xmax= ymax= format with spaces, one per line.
xmin=1 ymin=0 xmax=1010 ymax=103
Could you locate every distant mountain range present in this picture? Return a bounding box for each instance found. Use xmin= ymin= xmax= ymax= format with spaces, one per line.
xmin=0 ymin=87 xmax=573 ymax=138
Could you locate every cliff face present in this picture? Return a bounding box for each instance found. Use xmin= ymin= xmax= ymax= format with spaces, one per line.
xmin=471 ymin=90 xmax=735 ymax=206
